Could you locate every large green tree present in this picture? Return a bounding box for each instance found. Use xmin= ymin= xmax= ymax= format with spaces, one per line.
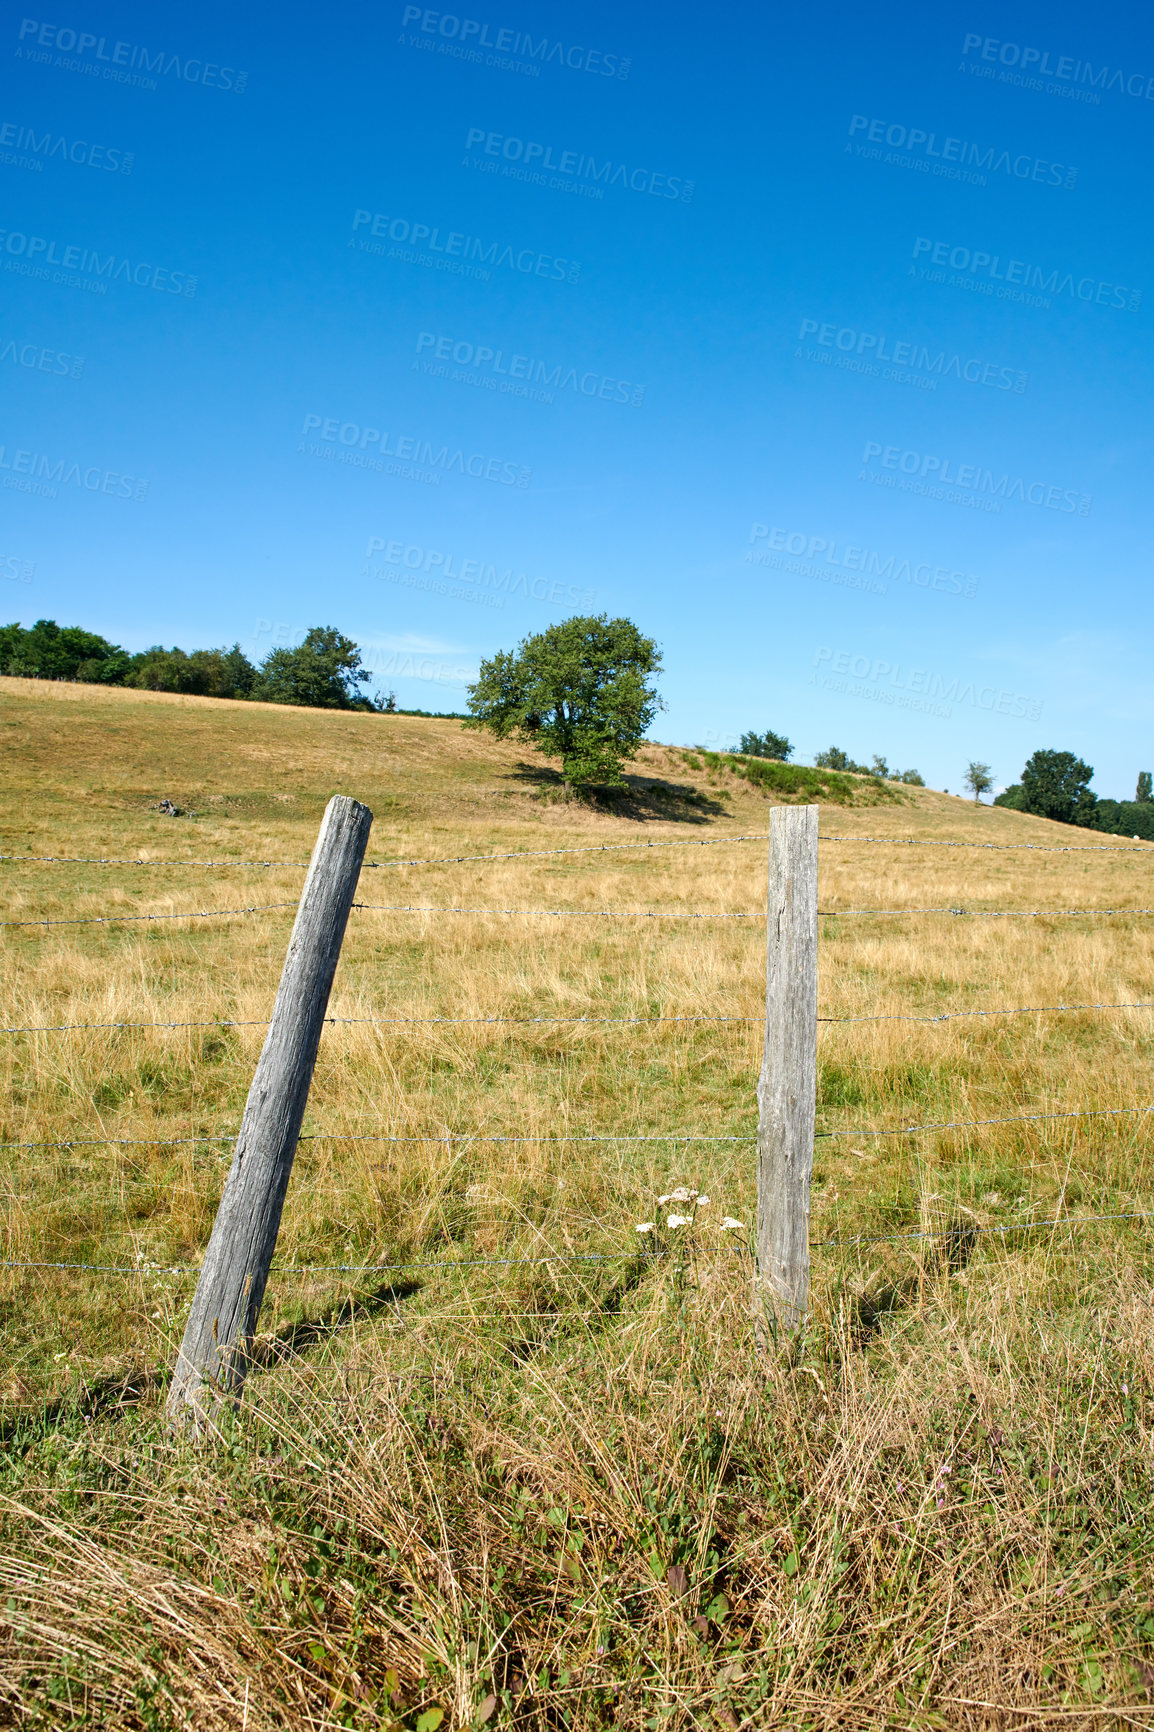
xmin=1021 ymin=749 xmax=1096 ymax=824
xmin=254 ymin=627 xmax=370 ymax=709
xmin=996 ymin=749 xmax=1096 ymax=824
xmin=465 ymin=614 xmax=663 ymax=788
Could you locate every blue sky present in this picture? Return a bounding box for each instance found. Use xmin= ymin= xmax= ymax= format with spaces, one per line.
xmin=3 ymin=0 xmax=1152 ymax=795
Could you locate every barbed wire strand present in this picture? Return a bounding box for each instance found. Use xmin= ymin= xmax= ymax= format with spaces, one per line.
xmin=3 ymin=833 xmax=1150 ymax=871
xmin=2 ymin=1013 xmax=755 ymax=1035
xmin=826 ymin=1001 xmax=1154 ymax=1025
xmin=0 ymin=903 xmax=297 ymax=930
xmin=1 ymin=1132 xmax=749 ymax=1152
xmin=349 ymin=903 xmax=1154 ymax=921
xmin=350 ymin=902 xmax=764 ymax=920
xmin=820 ymin=836 xmax=1151 ymax=853
xmin=4 ymin=1102 xmax=1154 ymax=1156
xmin=8 ymin=898 xmax=1154 ymax=930
xmin=5 ymin=1000 xmax=1154 ymax=1038
xmin=821 ymin=1104 xmax=1154 ymax=1139
xmin=819 ymin=907 xmax=1154 ymax=919
xmin=5 ymin=1209 xmax=1153 ymax=1279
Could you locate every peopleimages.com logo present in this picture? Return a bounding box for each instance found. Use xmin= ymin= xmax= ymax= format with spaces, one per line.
xmin=860 ymin=441 xmax=1091 ymax=516
xmin=399 ymin=7 xmax=630 ymax=78
xmin=0 ymin=117 xmax=133 ymax=172
xmin=463 ymin=127 xmax=694 ymax=200
xmin=300 ymin=416 xmax=531 ymax=488
xmin=747 ymin=525 xmax=979 ymax=598
xmin=414 ymin=331 xmax=644 ymax=406
xmin=0 ymin=227 xmax=197 ymax=295
xmin=0 ymin=439 xmax=147 ymax=501
xmin=846 ymin=114 xmax=1078 ymax=189
xmin=797 ymin=317 xmax=1027 ymax=392
xmin=1 ymin=334 xmax=84 ymax=377
xmin=15 ymin=18 xmax=247 ymax=91
xmin=1 ymin=550 xmax=35 ymax=583
xmin=960 ymin=33 xmax=1154 ymax=103
xmin=350 ymin=209 xmax=580 ymax=285
xmin=909 ymin=237 xmax=1141 ymax=312
xmin=812 ymin=647 xmax=1042 ymax=722
xmin=364 ymin=537 xmax=597 ymax=612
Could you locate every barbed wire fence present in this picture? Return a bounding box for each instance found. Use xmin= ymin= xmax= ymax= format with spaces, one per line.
xmin=3 ymin=811 xmax=1153 ymax=1398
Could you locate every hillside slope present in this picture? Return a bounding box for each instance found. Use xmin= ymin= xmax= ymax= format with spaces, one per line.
xmin=0 ymin=673 xmax=1079 ymax=854
xmin=3 ymin=678 xmax=1154 ymax=1728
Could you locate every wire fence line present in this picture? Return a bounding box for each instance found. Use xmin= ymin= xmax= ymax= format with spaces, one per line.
xmin=820 ymin=1000 xmax=1154 ymax=1025
xmin=350 ymin=902 xmax=1154 ymax=921
xmin=819 ymin=906 xmax=1154 ymax=919
xmin=352 ymin=903 xmax=767 ymax=921
xmin=355 ymin=901 xmax=1154 ymax=920
xmin=3 ymin=1013 xmax=760 ymax=1036
xmin=6 ymin=1208 xmax=1154 ymax=1281
xmin=820 ymin=836 xmax=1153 ymax=853
xmin=4 ymin=1102 xmax=1153 ymax=1156
xmin=0 ymin=902 xmax=297 ymax=930
xmin=4 ymin=833 xmax=1150 ymax=872
xmin=6 ymin=823 xmax=1153 ymax=1321
xmin=5 ymin=999 xmax=1154 ymax=1038
xmin=12 ymin=897 xmax=1154 ymax=930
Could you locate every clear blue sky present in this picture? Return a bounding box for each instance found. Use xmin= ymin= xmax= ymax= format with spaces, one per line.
xmin=3 ymin=0 xmax=1152 ymax=795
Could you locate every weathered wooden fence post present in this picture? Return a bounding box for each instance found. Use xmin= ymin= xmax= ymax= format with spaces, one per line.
xmin=756 ymin=803 xmax=819 ymax=1338
xmin=168 ymin=794 xmax=373 ymax=1429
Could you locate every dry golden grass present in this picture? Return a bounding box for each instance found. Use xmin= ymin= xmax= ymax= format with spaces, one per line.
xmin=2 ymin=677 xmax=1154 ymax=1728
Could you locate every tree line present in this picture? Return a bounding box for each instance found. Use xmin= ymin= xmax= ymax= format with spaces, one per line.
xmin=6 ymin=618 xmax=1142 ymax=830
xmin=738 ymin=730 xmax=925 ymax=785
xmin=0 ymin=619 xmax=406 ymax=712
xmin=993 ymin=749 xmax=1154 ymax=841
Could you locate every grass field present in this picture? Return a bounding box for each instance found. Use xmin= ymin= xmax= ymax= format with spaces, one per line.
xmin=3 ymin=676 xmax=1154 ymax=1730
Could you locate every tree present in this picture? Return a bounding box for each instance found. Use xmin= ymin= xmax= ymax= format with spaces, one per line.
xmin=198 ymin=644 xmax=257 ymax=699
xmin=1137 ymin=772 xmax=1152 ymax=804
xmin=897 ymin=768 xmax=925 ymax=786
xmin=254 ymin=627 xmax=370 ymax=709
xmin=1015 ymin=749 xmax=1095 ymax=824
xmin=964 ymin=761 xmax=994 ymax=802
xmin=815 ymin=746 xmax=872 ymax=774
xmin=740 ymin=728 xmax=792 ymax=761
xmin=1087 ymin=798 xmax=1154 ymax=842
xmin=465 ymin=614 xmax=663 ymax=789
xmin=0 ymin=619 xmax=130 ymax=683
xmin=125 ymin=643 xmax=256 ymax=699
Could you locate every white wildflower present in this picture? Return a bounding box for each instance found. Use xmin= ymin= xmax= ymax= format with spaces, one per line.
xmin=657 ymin=1194 xmax=671 ymax=1206
xmin=669 ymin=1186 xmax=696 ymax=1203
xmin=635 ymin=1222 xmax=655 ymax=1235
xmin=667 ymin=1214 xmax=691 ymax=1229
xmin=695 ymin=1195 xmax=711 ymax=1207
xmin=719 ymin=1217 xmax=744 ymax=1231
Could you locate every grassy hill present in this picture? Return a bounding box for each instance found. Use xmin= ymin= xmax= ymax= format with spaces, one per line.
xmin=2 ymin=678 xmax=1154 ymax=1728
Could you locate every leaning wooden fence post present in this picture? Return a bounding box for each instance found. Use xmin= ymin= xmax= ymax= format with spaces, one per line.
xmin=755 ymin=804 xmax=819 ymax=1339
xmin=168 ymin=794 xmax=373 ymax=1429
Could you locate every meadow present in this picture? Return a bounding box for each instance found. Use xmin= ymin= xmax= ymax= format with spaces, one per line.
xmin=2 ymin=676 xmax=1154 ymax=1730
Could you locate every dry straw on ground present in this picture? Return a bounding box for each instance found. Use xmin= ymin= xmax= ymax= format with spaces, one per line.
xmin=2 ymin=677 xmax=1153 ymax=1728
